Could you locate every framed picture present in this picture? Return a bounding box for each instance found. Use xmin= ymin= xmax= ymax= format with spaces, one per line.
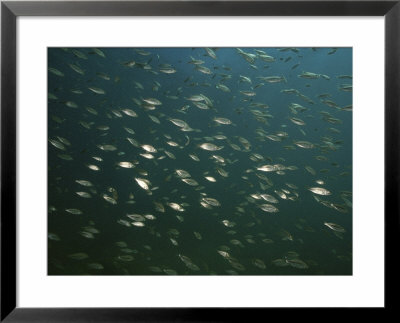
xmin=1 ymin=0 xmax=396 ymax=321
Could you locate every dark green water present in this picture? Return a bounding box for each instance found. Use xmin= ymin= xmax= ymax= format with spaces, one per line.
xmin=48 ymin=47 xmax=352 ymax=275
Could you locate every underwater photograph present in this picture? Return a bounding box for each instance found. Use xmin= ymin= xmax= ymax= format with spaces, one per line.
xmin=48 ymin=47 xmax=352 ymax=275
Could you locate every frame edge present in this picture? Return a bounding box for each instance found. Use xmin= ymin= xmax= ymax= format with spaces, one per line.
xmin=1 ymin=1 xmax=17 ymax=322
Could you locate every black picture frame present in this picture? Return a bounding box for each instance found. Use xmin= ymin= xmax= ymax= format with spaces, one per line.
xmin=1 ymin=1 xmax=398 ymax=321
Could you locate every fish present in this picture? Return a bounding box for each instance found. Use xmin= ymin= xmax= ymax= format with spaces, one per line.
xmin=205 ymin=47 xmax=217 ymax=59
xmin=117 ymin=162 xmax=135 ymax=168
xmin=72 ymin=49 xmax=87 ymax=59
xmin=169 ymin=118 xmax=189 ymax=128
xmin=175 ymin=169 xmax=191 ymax=178
xmin=258 ymin=75 xmax=286 ymax=83
xmin=257 ymin=165 xmax=276 ymax=172
xmin=135 ymin=178 xmax=150 ymax=190
xmin=121 ymin=109 xmax=138 ymax=117
xmin=309 ymin=187 xmax=331 ymax=196
xmin=324 ymin=222 xmax=346 ymax=233
xmin=68 ymin=252 xmax=88 ymax=260
xmin=48 ymin=67 xmax=64 ymax=77
xmin=290 ymin=117 xmax=306 ymax=126
xmin=240 ymin=91 xmax=256 ymax=97
xmin=199 ymin=143 xmax=223 ymax=151
xmin=298 ymin=71 xmax=320 ymax=79
xmin=259 ymin=204 xmax=279 ymax=213
xmin=88 ymin=86 xmax=106 ymax=95
xmin=69 ymin=64 xmax=85 ymax=75
xmin=143 ymin=98 xmax=162 ymax=105
xmin=97 ymin=144 xmax=117 ymax=151
xmin=65 ymin=209 xmax=83 ymax=215
xmin=92 ymin=48 xmax=106 ymax=57
xmin=49 ymin=139 xmax=65 ymax=150
xmin=76 ymin=192 xmax=92 ymax=198
xmin=294 ymin=141 xmax=315 ymax=149
xmin=216 ymin=84 xmax=230 ymax=92
xmin=168 ymin=202 xmax=185 ymax=212
xmin=75 ymin=180 xmax=93 ymax=187
xmin=159 ymin=67 xmax=177 ymax=74
xmin=87 ymin=165 xmax=100 ymax=171
xmin=213 ymin=117 xmax=232 ymax=125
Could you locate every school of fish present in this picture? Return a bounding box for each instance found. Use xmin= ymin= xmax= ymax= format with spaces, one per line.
xmin=48 ymin=47 xmax=352 ymax=275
